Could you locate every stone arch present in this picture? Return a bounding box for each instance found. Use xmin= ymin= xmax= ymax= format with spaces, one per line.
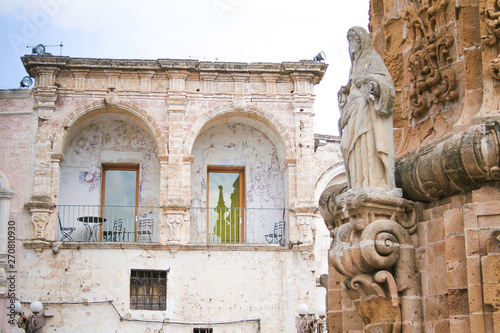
xmin=314 ymin=163 xmax=347 ymax=204
xmin=184 ymin=103 xmax=294 ymax=162
xmin=53 ymin=100 xmax=167 ymax=156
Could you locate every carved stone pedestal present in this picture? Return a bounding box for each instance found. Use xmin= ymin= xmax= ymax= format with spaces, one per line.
xmin=320 ymin=188 xmax=422 ymax=333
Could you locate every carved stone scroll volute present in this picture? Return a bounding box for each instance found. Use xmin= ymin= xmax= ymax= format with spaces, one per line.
xmin=320 ymin=191 xmax=422 ymax=333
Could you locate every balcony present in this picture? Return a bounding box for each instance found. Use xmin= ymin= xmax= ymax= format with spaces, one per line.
xmin=56 ymin=205 xmax=288 ymax=245
xmin=56 ymin=205 xmax=159 ymax=243
xmin=190 ymin=207 xmax=288 ymax=246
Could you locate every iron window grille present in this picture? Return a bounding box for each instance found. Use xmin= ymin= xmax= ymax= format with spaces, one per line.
xmin=194 ymin=329 xmax=213 ymax=333
xmin=130 ymin=269 xmax=167 ymax=310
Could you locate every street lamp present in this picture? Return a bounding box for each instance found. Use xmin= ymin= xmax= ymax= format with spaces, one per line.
xmin=296 ymin=303 xmax=316 ymax=333
xmin=317 ymin=306 xmax=326 ymax=333
xmin=13 ymin=300 xmax=47 ymax=333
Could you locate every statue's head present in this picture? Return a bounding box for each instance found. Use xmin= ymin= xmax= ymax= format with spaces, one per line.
xmin=347 ymin=27 xmax=372 ymax=61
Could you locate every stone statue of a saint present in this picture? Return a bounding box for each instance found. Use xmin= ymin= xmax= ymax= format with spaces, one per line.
xmin=338 ymin=26 xmax=396 ymax=189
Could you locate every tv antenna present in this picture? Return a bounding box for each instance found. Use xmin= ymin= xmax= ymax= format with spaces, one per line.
xmin=27 ymin=42 xmax=64 ymax=56
xmin=189 ymin=55 xmax=219 ymax=61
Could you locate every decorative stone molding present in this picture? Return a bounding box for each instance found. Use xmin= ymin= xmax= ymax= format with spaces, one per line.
xmin=490 ymin=55 xmax=500 ymax=80
xmin=396 ymin=122 xmax=500 ymax=201
xmin=404 ymin=0 xmax=459 ymax=119
xmin=297 ymin=216 xmax=313 ymax=245
xmin=167 ymin=216 xmax=183 ymax=242
xmin=484 ymin=0 xmax=500 ymax=47
xmin=320 ymin=189 xmax=422 ymax=332
xmin=34 ymin=86 xmax=58 ymax=112
xmin=162 ymin=205 xmax=188 ymax=243
xmin=25 ymin=199 xmax=55 ymax=240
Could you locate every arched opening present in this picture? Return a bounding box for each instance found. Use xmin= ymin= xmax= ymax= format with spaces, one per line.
xmin=57 ymin=111 xmax=161 ymax=242
xmin=190 ymin=119 xmax=287 ymax=245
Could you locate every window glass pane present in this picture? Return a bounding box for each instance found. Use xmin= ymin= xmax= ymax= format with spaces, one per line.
xmin=104 ymin=170 xmax=137 ymax=206
xmin=103 ymin=169 xmax=138 ymax=241
xmin=209 ymin=171 xmax=241 ymax=243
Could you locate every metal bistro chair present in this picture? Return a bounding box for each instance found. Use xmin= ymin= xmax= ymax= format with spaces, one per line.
xmin=137 ymin=218 xmax=155 ymax=242
xmin=265 ymin=220 xmax=286 ymax=245
xmin=112 ymin=219 xmax=126 ymax=242
xmin=58 ymin=214 xmax=76 ymax=241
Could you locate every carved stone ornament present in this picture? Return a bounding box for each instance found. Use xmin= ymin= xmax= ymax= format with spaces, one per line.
xmin=490 ymin=55 xmax=500 ymax=80
xmin=30 ymin=209 xmax=52 ymax=239
xmin=404 ymin=0 xmax=459 ymax=119
xmin=396 ymin=122 xmax=500 ymax=201
xmin=484 ymin=0 xmax=500 ymax=47
xmin=320 ymin=189 xmax=422 ymax=332
xmin=25 ymin=198 xmax=54 ymax=240
xmin=167 ymin=215 xmax=183 ymax=242
xmin=298 ymin=216 xmax=313 ymax=244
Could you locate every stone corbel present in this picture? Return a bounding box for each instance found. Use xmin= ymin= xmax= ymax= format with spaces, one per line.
xmin=161 ymin=205 xmax=188 ymax=243
xmin=200 ymin=71 xmax=219 ymax=93
xmin=30 ymin=66 xmax=59 ymax=87
xmin=320 ymin=190 xmax=422 ymax=332
xmin=34 ymin=86 xmax=58 ymax=113
xmin=166 ymin=215 xmax=183 ymax=242
xmin=297 ymin=216 xmax=313 ymax=245
xmin=71 ymin=69 xmax=90 ymax=90
xmin=25 ymin=199 xmax=55 ymax=240
xmin=104 ymin=70 xmax=121 ymax=90
xmin=261 ymin=73 xmax=280 ymax=95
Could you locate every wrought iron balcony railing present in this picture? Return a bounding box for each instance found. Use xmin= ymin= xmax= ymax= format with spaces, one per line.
xmin=190 ymin=207 xmax=288 ymax=246
xmin=56 ymin=205 xmax=288 ymax=246
xmin=56 ymin=205 xmax=159 ymax=242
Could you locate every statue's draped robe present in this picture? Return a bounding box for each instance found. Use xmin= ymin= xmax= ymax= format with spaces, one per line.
xmin=339 ymin=27 xmax=396 ymax=189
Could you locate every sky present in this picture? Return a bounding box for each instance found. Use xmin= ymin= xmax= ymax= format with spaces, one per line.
xmin=0 ymin=0 xmax=369 ymax=136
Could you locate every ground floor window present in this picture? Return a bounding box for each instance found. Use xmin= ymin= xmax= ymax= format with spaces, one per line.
xmin=194 ymin=329 xmax=213 ymax=333
xmin=130 ymin=269 xmax=167 ymax=310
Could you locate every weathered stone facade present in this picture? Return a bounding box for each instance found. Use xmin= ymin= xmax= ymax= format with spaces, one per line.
xmin=321 ymin=0 xmax=500 ymax=332
xmin=0 ymin=55 xmax=340 ymax=332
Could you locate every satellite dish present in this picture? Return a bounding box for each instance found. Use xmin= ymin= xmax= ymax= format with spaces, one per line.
xmin=32 ymin=44 xmax=45 ymax=55
xmin=20 ymin=76 xmax=33 ymax=88
xmin=313 ymin=51 xmax=326 ymax=62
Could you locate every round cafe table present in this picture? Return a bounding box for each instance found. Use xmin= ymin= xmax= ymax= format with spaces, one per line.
xmin=77 ymin=216 xmax=106 ymax=241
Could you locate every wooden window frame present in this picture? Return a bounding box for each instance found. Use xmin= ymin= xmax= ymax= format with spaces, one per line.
xmin=207 ymin=166 xmax=245 ymax=244
xmin=100 ymin=164 xmax=140 ymax=241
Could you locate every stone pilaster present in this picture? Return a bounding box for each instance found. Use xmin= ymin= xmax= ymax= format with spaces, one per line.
xmin=28 ymin=65 xmax=59 ymax=242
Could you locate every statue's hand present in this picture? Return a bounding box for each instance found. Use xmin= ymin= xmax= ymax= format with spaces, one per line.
xmin=362 ymin=80 xmax=380 ymax=104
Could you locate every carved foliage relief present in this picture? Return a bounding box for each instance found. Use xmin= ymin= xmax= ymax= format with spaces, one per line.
xmin=484 ymin=0 xmax=500 ymax=81
xmin=404 ymin=0 xmax=459 ymax=119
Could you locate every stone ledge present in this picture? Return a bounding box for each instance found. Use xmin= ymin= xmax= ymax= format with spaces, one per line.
xmin=23 ymin=240 xmax=292 ymax=252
